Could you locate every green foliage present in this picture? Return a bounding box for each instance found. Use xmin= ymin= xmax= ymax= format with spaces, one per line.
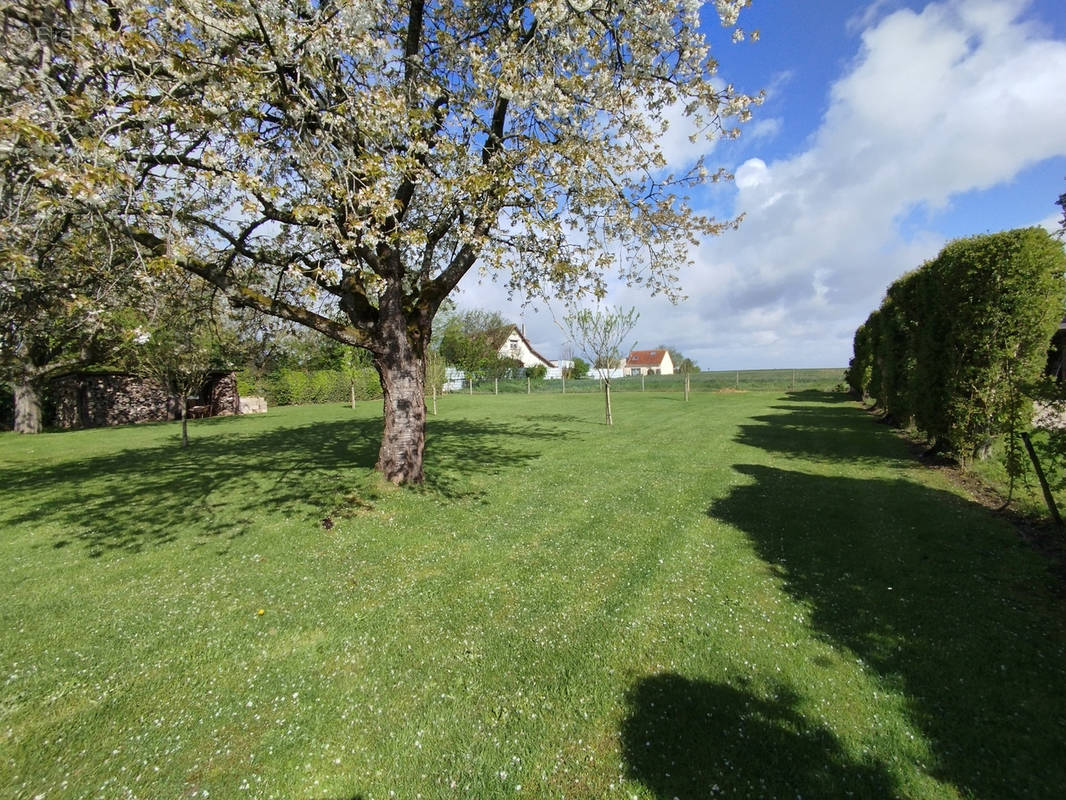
xmin=248 ymin=368 xmax=381 ymax=407
xmin=235 ymin=369 xmax=260 ymax=399
xmin=424 ymin=350 xmax=447 ymax=396
xmin=875 ymin=270 xmax=923 ymax=426
xmin=438 ymin=308 xmax=516 ymax=380
xmin=526 ymin=364 xmax=547 ymax=380
xmin=845 ymin=320 xmax=874 ymax=398
xmin=569 ymin=357 xmax=590 ymax=380
xmin=852 ymin=228 xmax=1066 ymax=465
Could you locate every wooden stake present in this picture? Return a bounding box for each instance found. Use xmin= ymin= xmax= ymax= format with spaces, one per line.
xmin=1022 ymin=432 xmax=1063 ymax=526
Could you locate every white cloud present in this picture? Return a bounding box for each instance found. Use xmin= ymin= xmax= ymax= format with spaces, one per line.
xmin=456 ymin=0 xmax=1066 ymax=370
xmin=684 ymin=0 xmax=1066 ymax=367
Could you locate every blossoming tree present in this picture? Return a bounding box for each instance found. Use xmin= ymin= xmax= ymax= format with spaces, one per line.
xmin=1 ymin=0 xmax=757 ymax=482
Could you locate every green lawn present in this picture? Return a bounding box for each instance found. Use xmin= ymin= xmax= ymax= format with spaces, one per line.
xmin=2 ymin=389 xmax=1064 ymax=799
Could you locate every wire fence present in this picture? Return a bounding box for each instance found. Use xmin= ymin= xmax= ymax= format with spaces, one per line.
xmin=452 ymin=368 xmax=847 ymax=396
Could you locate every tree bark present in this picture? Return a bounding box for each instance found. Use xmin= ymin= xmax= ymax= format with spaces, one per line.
xmin=13 ymin=379 xmax=43 ymax=434
xmin=372 ymin=309 xmax=428 ymax=485
xmin=604 ymin=380 xmax=613 ymax=426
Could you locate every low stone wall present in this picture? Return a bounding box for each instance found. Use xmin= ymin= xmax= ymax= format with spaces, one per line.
xmin=239 ymin=396 xmax=268 ymax=414
xmin=51 ymin=371 xmax=241 ymax=429
xmin=52 ymin=374 xmax=177 ymax=429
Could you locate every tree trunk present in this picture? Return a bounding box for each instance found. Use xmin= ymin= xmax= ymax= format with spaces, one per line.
xmin=372 ymin=314 xmax=428 ymax=485
xmin=350 ymin=380 xmax=357 ymax=410
xmin=604 ymin=380 xmax=613 ymax=426
xmin=13 ymin=379 xmax=43 ymax=434
xmin=180 ymin=405 xmax=189 ymax=448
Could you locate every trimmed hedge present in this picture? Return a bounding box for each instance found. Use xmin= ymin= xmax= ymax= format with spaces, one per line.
xmin=237 ymin=368 xmax=382 ymax=407
xmin=848 ymin=227 xmax=1066 ymax=462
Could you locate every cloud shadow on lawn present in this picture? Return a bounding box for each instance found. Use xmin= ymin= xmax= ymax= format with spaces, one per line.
xmin=709 ymin=391 xmax=1066 ymax=798
xmin=2 ymin=414 xmax=565 ymax=557
xmin=621 ymin=673 xmax=898 ymax=799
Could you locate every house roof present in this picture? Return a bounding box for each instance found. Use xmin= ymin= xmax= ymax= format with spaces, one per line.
xmin=490 ymin=324 xmax=555 ymax=367
xmin=625 ymin=349 xmax=668 ymax=366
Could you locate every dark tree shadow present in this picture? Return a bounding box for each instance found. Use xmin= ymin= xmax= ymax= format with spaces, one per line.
xmin=735 ymin=391 xmax=913 ymax=467
xmin=709 ymin=393 xmax=1066 ymax=798
xmin=784 ymin=389 xmax=855 ymax=403
xmin=2 ymin=414 xmax=566 ymax=557
xmin=621 ymin=673 xmax=898 ymax=799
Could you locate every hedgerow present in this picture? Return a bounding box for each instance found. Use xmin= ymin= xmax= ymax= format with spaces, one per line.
xmin=237 ymin=368 xmax=382 ymax=406
xmin=850 ymin=227 xmax=1066 ymax=464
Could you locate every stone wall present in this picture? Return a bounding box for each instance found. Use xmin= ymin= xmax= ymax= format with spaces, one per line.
xmin=239 ymin=396 xmax=268 ymax=414
xmin=50 ymin=371 xmax=239 ymax=429
xmin=206 ymin=372 xmax=239 ymax=416
xmin=52 ymin=374 xmax=177 ymax=429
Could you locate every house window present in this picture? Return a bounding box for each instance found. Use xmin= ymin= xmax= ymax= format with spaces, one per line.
xmin=631 ymin=368 xmax=641 ymax=376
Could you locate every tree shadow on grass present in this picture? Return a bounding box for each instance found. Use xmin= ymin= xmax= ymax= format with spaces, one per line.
xmin=709 ymin=463 xmax=1066 ymax=798
xmin=784 ymin=388 xmax=854 ymax=403
xmin=2 ymin=415 xmax=565 ymax=557
xmin=735 ymin=390 xmax=913 ymax=467
xmin=621 ymin=673 xmax=898 ymax=799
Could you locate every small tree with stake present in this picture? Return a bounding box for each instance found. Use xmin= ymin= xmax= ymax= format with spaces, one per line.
xmin=567 ymin=306 xmax=638 ymax=425
xmin=130 ymin=280 xmax=227 ymax=448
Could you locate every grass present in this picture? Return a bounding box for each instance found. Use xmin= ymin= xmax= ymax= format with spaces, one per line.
xmin=473 ymin=367 xmax=846 ymax=394
xmin=2 ymin=388 xmax=1065 ymax=799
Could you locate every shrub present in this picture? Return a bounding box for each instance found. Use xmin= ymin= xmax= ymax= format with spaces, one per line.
xmin=250 ymin=367 xmax=382 ymax=406
xmin=851 ymin=227 xmax=1066 ymax=462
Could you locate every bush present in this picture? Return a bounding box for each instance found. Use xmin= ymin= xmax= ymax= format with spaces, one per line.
xmin=570 ymin=357 xmax=590 ymax=380
xmin=851 ymin=227 xmax=1066 ymax=462
xmin=243 ymin=367 xmax=382 ymax=406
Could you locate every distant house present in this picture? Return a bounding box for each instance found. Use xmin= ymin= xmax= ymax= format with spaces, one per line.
xmin=492 ymin=325 xmax=555 ymax=370
xmin=624 ymin=349 xmax=674 ymax=376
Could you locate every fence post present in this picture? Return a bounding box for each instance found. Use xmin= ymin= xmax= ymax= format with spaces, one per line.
xmin=495 ymin=377 xmax=498 ymax=395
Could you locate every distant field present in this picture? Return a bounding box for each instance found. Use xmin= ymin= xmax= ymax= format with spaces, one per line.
xmin=2 ymin=390 xmax=1064 ymax=799
xmin=478 ymin=366 xmax=846 ymax=394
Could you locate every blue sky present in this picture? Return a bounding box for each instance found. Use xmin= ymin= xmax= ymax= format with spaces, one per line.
xmin=455 ymin=0 xmax=1066 ymax=370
